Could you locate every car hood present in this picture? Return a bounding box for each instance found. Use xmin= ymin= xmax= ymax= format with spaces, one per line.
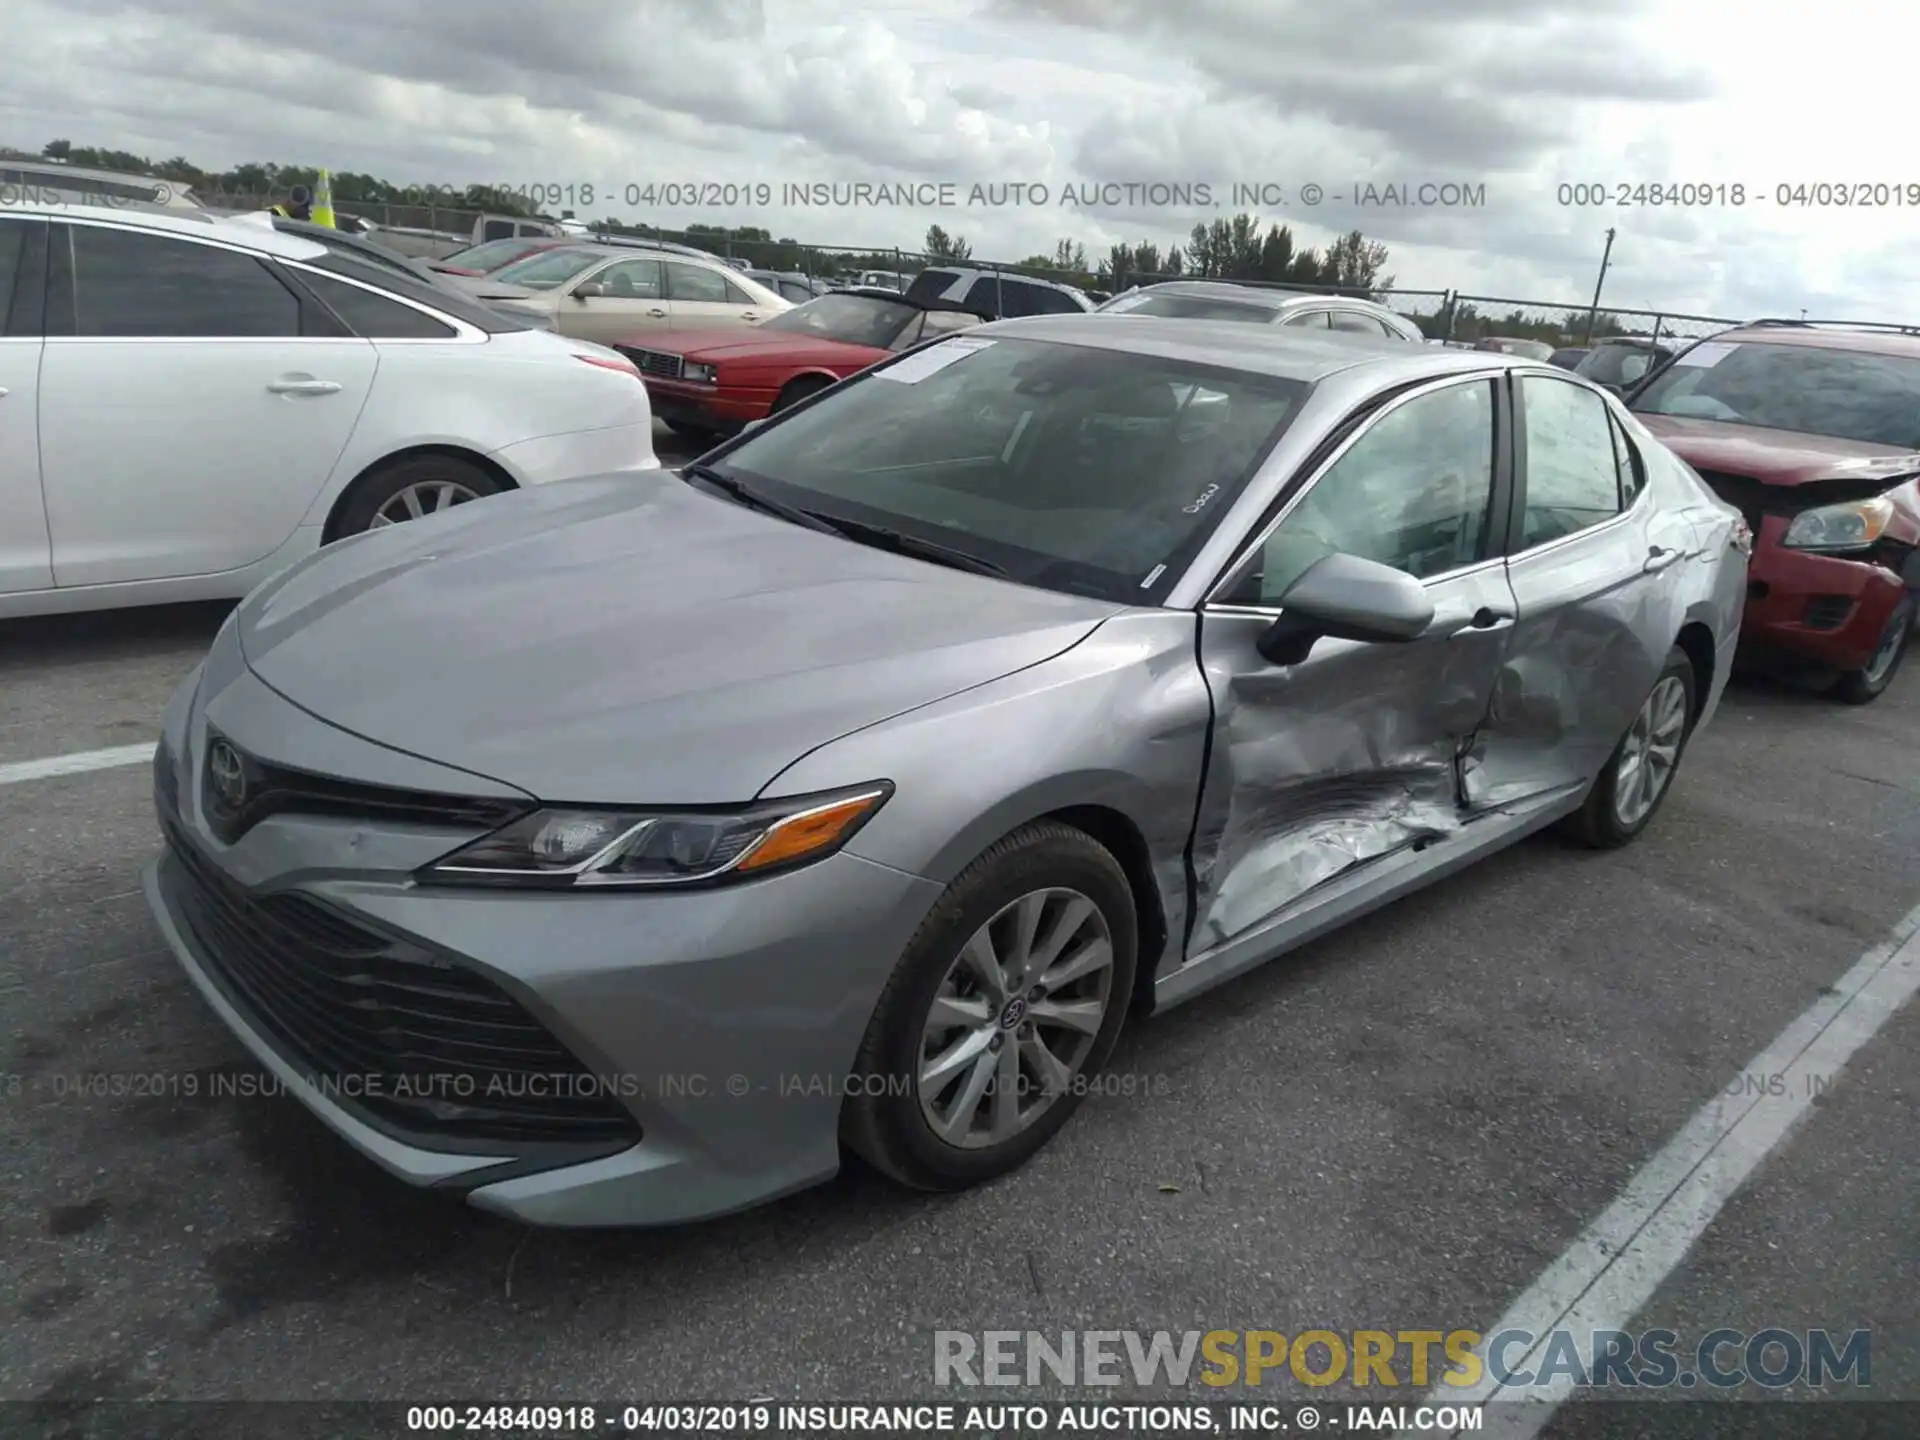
xmin=620 ymin=328 xmax=883 ymax=367
xmin=1635 ymin=414 xmax=1920 ymax=485
xmin=235 ymin=475 xmax=1120 ymax=804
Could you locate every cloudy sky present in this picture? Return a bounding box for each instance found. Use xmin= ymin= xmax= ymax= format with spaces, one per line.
xmin=3 ymin=0 xmax=1912 ymax=322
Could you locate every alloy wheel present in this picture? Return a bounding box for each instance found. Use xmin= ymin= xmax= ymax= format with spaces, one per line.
xmin=1863 ymin=607 xmax=1911 ymax=687
xmin=916 ymin=887 xmax=1115 ymax=1150
xmin=371 ymin=479 xmax=482 ymax=527
xmin=1613 ymin=674 xmax=1690 ymax=828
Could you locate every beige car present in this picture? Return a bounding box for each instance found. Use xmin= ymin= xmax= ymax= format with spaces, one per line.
xmin=461 ymin=244 xmax=790 ymax=344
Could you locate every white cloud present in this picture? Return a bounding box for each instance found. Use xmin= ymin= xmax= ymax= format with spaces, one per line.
xmin=0 ymin=0 xmax=1911 ymax=317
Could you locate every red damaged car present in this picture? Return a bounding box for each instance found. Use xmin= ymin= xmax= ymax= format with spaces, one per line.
xmin=1632 ymin=321 xmax=1920 ymax=703
xmin=613 ymin=287 xmax=989 ymax=442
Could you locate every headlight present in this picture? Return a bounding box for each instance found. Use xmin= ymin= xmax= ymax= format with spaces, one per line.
xmin=418 ymin=783 xmax=891 ymax=888
xmin=1781 ymin=495 xmax=1895 ymax=551
xmin=684 ymin=362 xmax=718 ymax=384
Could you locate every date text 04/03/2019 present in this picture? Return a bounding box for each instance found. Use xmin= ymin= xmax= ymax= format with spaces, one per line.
xmin=400 ymin=1402 xmax=1481 ymax=1433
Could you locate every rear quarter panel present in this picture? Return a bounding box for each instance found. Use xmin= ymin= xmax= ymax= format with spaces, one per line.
xmin=300 ymin=333 xmax=652 ymax=521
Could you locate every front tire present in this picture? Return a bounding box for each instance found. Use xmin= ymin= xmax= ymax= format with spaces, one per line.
xmin=1832 ymin=593 xmax=1912 ymax=705
xmin=1565 ymin=645 xmax=1697 ymax=849
xmin=841 ymin=823 xmax=1137 ymax=1192
xmin=332 ymin=455 xmax=502 ymax=538
xmin=772 ymin=376 xmax=833 ymax=414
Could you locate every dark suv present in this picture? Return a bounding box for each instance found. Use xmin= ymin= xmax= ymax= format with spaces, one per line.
xmin=1631 ymin=321 xmax=1920 ymax=702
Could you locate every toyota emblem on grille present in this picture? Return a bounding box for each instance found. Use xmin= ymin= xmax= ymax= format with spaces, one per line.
xmin=207 ymin=740 xmax=247 ymax=812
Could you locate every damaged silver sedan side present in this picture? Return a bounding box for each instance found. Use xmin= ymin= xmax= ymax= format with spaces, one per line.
xmin=146 ymin=315 xmax=1747 ymax=1224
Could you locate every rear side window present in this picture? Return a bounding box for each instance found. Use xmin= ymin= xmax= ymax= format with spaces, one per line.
xmin=1519 ymin=375 xmax=1627 ymax=546
xmin=0 ymin=217 xmax=27 ymax=332
xmin=779 ymin=281 xmax=813 ymax=303
xmin=60 ymin=224 xmax=302 ymax=337
xmin=307 ymin=254 xmax=529 ymax=332
xmin=904 ymin=269 xmax=961 ymax=304
xmin=297 ymin=271 xmax=457 ymax=339
xmin=723 ymin=277 xmax=761 ymax=305
xmin=1329 ymin=311 xmax=1378 ymax=334
xmin=664 ymin=262 xmax=730 ymax=303
xmin=1027 ymin=286 xmax=1085 ymax=315
xmin=1282 ymin=309 xmax=1331 ymax=329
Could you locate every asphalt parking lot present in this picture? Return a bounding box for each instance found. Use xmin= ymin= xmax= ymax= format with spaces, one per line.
xmin=3 ymin=423 xmax=1917 ymax=1428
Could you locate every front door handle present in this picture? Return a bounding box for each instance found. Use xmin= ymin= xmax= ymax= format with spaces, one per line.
xmin=740 ymin=311 xmax=760 ymax=321
xmin=647 ymin=307 xmax=667 ymax=318
xmin=1644 ymin=545 xmax=1683 ymax=573
xmin=0 ymin=387 xmax=8 ymax=398
xmin=267 ymin=377 xmax=342 ymax=396
xmin=1440 ymin=606 xmax=1516 ymax=638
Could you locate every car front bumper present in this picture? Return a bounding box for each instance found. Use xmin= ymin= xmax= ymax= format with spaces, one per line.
xmin=640 ymin=379 xmax=775 ymax=433
xmin=144 ymin=661 xmax=942 ymax=1227
xmin=1737 ymin=519 xmax=1914 ymax=672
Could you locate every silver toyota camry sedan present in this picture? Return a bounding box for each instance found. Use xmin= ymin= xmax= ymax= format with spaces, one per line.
xmin=145 ymin=316 xmax=1749 ymax=1226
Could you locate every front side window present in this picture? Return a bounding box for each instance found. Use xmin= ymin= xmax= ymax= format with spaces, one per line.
xmin=1223 ymin=380 xmax=1497 ymax=604
xmin=1632 ymin=339 xmax=1920 ymax=447
xmin=0 ymin=217 xmax=28 ymax=332
xmin=1520 ymin=375 xmax=1626 ymax=546
xmin=707 ymin=336 xmax=1309 ymax=604
xmin=597 ymin=258 xmax=662 ymax=298
xmin=60 ymin=225 xmax=301 ymax=337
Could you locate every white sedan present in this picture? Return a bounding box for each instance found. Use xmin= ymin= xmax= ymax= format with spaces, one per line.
xmin=0 ymin=203 xmax=660 ymax=619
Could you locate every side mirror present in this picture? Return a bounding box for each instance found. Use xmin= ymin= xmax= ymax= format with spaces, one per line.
xmin=1256 ymin=553 xmax=1435 ymax=666
xmin=573 ymin=283 xmax=605 ymax=299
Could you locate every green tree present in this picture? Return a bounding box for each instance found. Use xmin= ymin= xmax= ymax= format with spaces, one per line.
xmin=1323 ymin=229 xmax=1392 ymax=290
xmin=42 ymin=139 xmax=71 ymax=160
xmin=924 ymin=224 xmax=972 ymax=261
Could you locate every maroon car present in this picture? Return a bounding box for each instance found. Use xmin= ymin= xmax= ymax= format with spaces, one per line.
xmin=1632 ymin=322 xmax=1920 ymax=702
xmin=614 ymin=288 xmax=988 ymax=441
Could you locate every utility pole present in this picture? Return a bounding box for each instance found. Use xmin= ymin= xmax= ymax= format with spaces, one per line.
xmin=1583 ymin=227 xmax=1616 ymax=343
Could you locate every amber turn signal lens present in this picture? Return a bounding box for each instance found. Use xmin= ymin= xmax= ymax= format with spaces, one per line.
xmin=735 ymin=790 xmax=888 ymax=872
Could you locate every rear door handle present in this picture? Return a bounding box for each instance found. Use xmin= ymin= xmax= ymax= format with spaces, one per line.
xmin=267 ymin=377 xmax=342 ymax=396
xmin=1644 ymin=545 xmax=1683 ymax=573
xmin=740 ymin=311 xmax=760 ymax=321
xmin=647 ymin=308 xmax=667 ymax=318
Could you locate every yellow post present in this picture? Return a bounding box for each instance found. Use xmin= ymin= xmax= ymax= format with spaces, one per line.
xmin=312 ymin=168 xmax=337 ymax=228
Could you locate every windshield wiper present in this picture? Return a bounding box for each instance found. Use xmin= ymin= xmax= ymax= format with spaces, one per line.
xmin=817 ymin=515 xmax=1011 ymax=579
xmin=683 ymin=464 xmax=1008 ymax=577
xmin=681 ymin=463 xmax=843 ymax=537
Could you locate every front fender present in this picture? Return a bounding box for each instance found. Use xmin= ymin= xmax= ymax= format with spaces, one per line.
xmin=759 ymin=610 xmax=1211 ymax=981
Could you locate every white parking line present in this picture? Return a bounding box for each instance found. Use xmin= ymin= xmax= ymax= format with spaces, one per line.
xmin=0 ymin=742 xmax=155 ymax=787
xmin=1426 ymin=899 xmax=1920 ymax=1437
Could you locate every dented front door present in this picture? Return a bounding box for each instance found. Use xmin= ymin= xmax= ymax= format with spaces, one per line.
xmin=1186 ymin=375 xmax=1516 ymax=952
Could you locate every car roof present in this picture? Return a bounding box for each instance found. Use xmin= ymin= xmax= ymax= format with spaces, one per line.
xmin=1115 ymin=280 xmax=1337 ymax=311
xmin=916 ymin=264 xmax=1084 ymax=296
xmin=1705 ymin=321 xmax=1920 ymax=359
xmin=980 ymin=313 xmax=1533 ymax=383
xmin=0 ymin=200 xmax=327 ymax=259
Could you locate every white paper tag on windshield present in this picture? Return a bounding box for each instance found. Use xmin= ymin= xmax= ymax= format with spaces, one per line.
xmin=1675 ymin=341 xmax=1737 ymax=368
xmin=876 ymin=335 xmax=995 ymax=383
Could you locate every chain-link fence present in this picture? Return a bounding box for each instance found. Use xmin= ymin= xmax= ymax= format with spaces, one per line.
xmin=1442 ymin=294 xmax=1742 ymax=349
xmin=180 ymin=197 xmax=1851 ymax=339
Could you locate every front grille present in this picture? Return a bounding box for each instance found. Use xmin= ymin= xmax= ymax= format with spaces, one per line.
xmin=626 ymin=347 xmax=684 ymax=380
xmin=1803 ymin=595 xmax=1855 ymax=630
xmin=159 ymin=817 xmax=640 ymax=1151
xmin=199 ymin=731 xmax=527 ymax=846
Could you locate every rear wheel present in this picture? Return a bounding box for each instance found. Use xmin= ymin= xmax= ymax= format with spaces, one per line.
xmin=332 ymin=455 xmax=502 ymax=537
xmin=1832 ymin=594 xmax=1913 ymax=705
xmin=1564 ymin=646 xmax=1697 ymax=849
xmin=841 ymin=823 xmax=1137 ymax=1192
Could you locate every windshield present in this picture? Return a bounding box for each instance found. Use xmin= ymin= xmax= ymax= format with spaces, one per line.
xmin=1632 ymin=340 xmax=1920 ymax=446
xmin=1101 ymin=293 xmax=1277 ymax=323
xmin=704 ymin=336 xmax=1309 ymax=603
xmin=1576 ymin=343 xmax=1663 ymax=388
xmin=488 ymin=248 xmax=604 ymax=289
xmin=444 ymin=238 xmax=547 ymax=270
xmin=758 ymin=293 xmax=919 ymax=347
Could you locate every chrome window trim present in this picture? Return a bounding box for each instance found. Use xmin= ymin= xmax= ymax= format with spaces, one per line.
xmin=1201 ymin=367 xmax=1510 ymax=607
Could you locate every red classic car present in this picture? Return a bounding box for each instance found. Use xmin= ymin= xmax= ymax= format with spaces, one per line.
xmin=613 ymin=288 xmax=989 ymax=441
